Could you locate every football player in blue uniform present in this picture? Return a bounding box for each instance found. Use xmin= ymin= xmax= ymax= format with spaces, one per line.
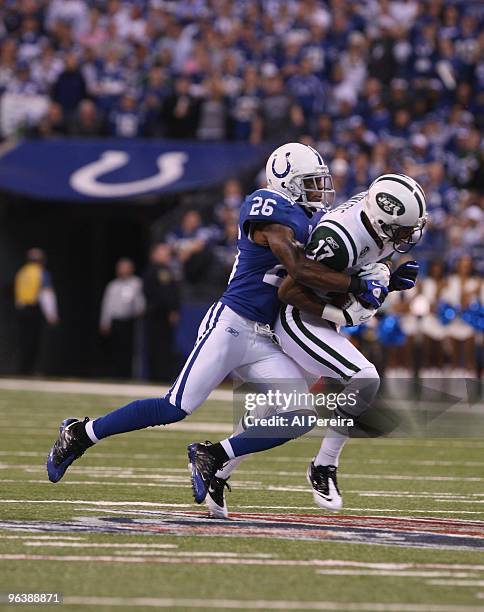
xmin=46 ymin=142 xmax=388 ymax=503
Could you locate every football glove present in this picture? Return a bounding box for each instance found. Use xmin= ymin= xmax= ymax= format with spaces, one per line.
xmin=389 ymin=260 xmax=419 ymax=292
xmin=356 ymin=279 xmax=388 ymax=309
xmin=357 ymin=262 xmax=391 ymax=286
xmin=322 ymin=298 xmax=376 ymax=327
xmin=344 ymin=299 xmax=377 ymax=326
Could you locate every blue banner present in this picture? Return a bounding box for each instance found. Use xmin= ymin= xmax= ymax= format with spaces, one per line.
xmin=0 ymin=139 xmax=270 ymax=201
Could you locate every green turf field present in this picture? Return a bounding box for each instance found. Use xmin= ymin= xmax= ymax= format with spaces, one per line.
xmin=1 ymin=382 xmax=483 ymax=611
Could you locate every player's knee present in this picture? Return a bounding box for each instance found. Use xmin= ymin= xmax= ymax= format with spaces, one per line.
xmin=354 ymin=364 xmax=380 ymax=389
xmin=340 ymin=364 xmax=380 ymax=418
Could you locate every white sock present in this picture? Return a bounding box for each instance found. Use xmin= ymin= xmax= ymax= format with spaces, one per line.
xmin=215 ymin=456 xmax=245 ymax=480
xmin=220 ymin=438 xmax=235 ymax=460
xmin=85 ymin=420 xmax=99 ymax=444
xmin=314 ymin=431 xmax=348 ymax=467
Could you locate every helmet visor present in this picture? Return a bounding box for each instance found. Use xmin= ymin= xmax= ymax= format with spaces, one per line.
xmin=381 ymin=216 xmax=427 ymax=253
xmin=301 ymin=174 xmax=335 ymax=210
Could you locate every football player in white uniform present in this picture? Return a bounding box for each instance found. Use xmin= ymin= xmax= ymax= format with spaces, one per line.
xmin=205 ymin=173 xmax=427 ymax=517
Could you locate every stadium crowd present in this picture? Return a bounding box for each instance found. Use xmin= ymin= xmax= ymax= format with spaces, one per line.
xmin=3 ymin=0 xmax=482 ymax=377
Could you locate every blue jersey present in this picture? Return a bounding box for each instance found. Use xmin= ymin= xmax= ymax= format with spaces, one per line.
xmin=220 ymin=188 xmax=317 ymax=325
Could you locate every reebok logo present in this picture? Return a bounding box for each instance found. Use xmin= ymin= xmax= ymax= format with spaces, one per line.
xmin=225 ymin=327 xmax=240 ymax=337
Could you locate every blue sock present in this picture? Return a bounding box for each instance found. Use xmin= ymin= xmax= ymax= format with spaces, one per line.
xmin=228 ymin=410 xmax=314 ymax=458
xmin=92 ymin=397 xmax=186 ymax=440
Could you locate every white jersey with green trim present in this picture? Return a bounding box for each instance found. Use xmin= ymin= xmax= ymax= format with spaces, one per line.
xmin=274 ymin=191 xmax=394 ymax=383
xmin=305 ymin=192 xmax=395 ymax=301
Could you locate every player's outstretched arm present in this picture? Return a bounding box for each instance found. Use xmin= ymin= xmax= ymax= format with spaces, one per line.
xmin=256 ymin=223 xmax=353 ymax=293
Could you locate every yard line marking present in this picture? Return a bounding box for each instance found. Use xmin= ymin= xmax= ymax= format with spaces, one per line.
xmin=77 ymin=506 xmax=484 ymax=520
xmin=3 ymin=550 xmax=484 ymax=571
xmin=2 ymin=535 xmax=85 ymax=540
xmin=0 ymin=422 xmax=233 ymax=435
xmin=427 ymin=580 xmax=484 ymax=587
xmin=316 ymin=570 xmax=479 ymax=578
xmin=10 ymin=478 xmax=484 ymax=503
xmin=4 ymin=463 xmax=484 ymax=483
xmin=319 ymin=561 xmax=484 ymax=571
xmin=4 ymin=450 xmax=484 ymax=469
xmin=57 ymin=596 xmax=484 ymax=610
xmin=23 ymin=543 xmax=272 ymax=558
xmin=24 ymin=542 xmax=178 ymax=549
xmin=0 ymin=554 xmax=482 ymax=572
xmin=1 ymin=500 xmax=484 ymax=517
xmin=6 ymin=477 xmax=484 ymax=503
xmin=0 ymin=378 xmax=233 ymax=401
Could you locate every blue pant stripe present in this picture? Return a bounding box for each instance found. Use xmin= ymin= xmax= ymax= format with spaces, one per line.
xmin=174 ymin=304 xmax=225 ymax=410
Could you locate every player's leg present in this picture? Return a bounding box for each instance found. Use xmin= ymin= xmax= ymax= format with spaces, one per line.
xmin=192 ymin=335 xmax=313 ymax=504
xmin=204 ymin=356 xmax=308 ymax=517
xmin=47 ymin=303 xmax=246 ymax=482
xmin=277 ymin=305 xmax=380 ymax=510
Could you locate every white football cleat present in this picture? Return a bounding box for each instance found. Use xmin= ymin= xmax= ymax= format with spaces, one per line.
xmin=205 ymin=476 xmax=231 ymax=519
xmin=307 ymin=461 xmax=343 ymax=511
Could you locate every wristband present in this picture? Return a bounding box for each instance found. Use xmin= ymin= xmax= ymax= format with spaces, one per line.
xmin=321 ymin=303 xmax=352 ymax=326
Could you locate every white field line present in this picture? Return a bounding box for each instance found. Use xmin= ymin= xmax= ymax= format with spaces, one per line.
xmin=427 ymin=580 xmax=484 ymax=587
xmin=23 ymin=543 xmax=271 ymax=558
xmin=1 ymin=554 xmax=483 ymax=573
xmin=78 ymin=505 xmax=484 ymax=518
xmin=315 ymin=570 xmax=479 ymax=578
xmin=0 ymin=378 xmax=234 ymax=401
xmin=4 ymin=478 xmax=484 ymax=505
xmin=1 ymin=499 xmax=484 ymax=516
xmin=2 ymin=535 xmax=85 ymax=540
xmin=0 ymin=423 xmax=233 ymax=434
xmin=4 ymin=450 xmax=484 ymax=469
xmin=4 ymin=462 xmax=484 ymax=483
xmin=24 ymin=542 xmax=178 ymax=549
xmin=45 ymin=596 xmax=484 ymax=611
xmin=3 ymin=549 xmax=484 ymax=573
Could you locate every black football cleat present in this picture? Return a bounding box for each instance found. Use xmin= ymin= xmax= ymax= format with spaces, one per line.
xmin=187 ymin=441 xmax=223 ymax=503
xmin=46 ymin=417 xmax=93 ymax=483
xmin=306 ymin=461 xmax=343 ymax=511
xmin=205 ymin=476 xmax=231 ymax=518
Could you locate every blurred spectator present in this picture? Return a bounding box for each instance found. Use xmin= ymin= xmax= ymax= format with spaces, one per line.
xmin=212 ymin=218 xmax=239 ymax=287
xmin=228 ymin=65 xmax=261 ymax=141
xmin=69 ymin=98 xmax=105 ymax=137
xmin=161 ymin=76 xmax=200 ymax=139
xmin=287 ymin=56 xmax=325 ymax=125
xmin=52 ymin=52 xmax=87 ymax=117
xmin=420 ymin=260 xmax=447 ymax=373
xmin=214 ymin=179 xmax=243 ymax=225
xmin=142 ymin=65 xmax=171 ymax=137
xmin=28 ymin=102 xmax=66 ymax=138
xmin=197 ymin=77 xmax=228 ymax=141
xmin=440 ymin=255 xmax=482 ymax=376
xmin=109 ymin=93 xmax=144 ymax=138
xmin=143 ymin=243 xmax=180 ymax=382
xmin=167 ymin=209 xmax=219 ymax=299
xmin=99 ymin=258 xmax=145 ymax=379
xmin=251 ymin=73 xmax=304 ymax=144
xmin=14 ymin=248 xmax=58 ymax=375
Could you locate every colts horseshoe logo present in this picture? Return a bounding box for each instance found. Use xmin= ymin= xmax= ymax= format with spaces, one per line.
xmin=69 ymin=150 xmax=188 ymax=198
xmin=271 ymin=152 xmax=291 ymax=178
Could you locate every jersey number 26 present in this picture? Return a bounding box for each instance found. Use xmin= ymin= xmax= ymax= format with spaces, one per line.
xmin=250 ymin=197 xmax=276 ymax=216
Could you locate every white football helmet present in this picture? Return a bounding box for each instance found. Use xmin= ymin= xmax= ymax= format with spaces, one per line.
xmin=364 ymin=173 xmax=427 ymax=252
xmin=266 ymin=142 xmax=335 ymax=211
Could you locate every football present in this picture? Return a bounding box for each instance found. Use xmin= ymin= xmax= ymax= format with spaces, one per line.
xmin=327 ymin=292 xmax=357 ymax=310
